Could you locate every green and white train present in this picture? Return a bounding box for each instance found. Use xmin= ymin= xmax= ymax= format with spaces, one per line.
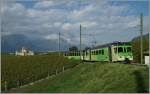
xmin=64 ymin=42 xmax=133 ymax=62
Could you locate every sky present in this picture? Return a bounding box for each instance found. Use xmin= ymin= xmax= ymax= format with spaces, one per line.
xmin=1 ymin=0 xmax=149 ymax=48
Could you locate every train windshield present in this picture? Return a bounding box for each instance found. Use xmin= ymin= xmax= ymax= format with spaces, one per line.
xmin=118 ymin=47 xmax=123 ymax=53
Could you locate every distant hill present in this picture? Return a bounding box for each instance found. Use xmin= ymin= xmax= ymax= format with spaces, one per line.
xmin=1 ymin=34 xmax=69 ymax=53
xmin=132 ymin=33 xmax=149 ymax=41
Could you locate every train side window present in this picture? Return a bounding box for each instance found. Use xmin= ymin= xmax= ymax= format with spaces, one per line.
xmin=118 ymin=47 xmax=123 ymax=53
xmin=99 ymin=50 xmax=101 ymax=54
xmin=97 ymin=50 xmax=99 ymax=55
xmin=94 ymin=50 xmax=96 ymax=55
xmin=95 ymin=50 xmax=98 ymax=55
xmin=98 ymin=50 xmax=100 ymax=54
xmin=86 ymin=52 xmax=88 ymax=56
xmin=101 ymin=50 xmax=104 ymax=55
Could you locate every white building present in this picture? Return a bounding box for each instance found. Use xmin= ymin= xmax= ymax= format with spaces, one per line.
xmin=15 ymin=47 xmax=34 ymax=56
xmin=143 ymin=50 xmax=149 ymax=65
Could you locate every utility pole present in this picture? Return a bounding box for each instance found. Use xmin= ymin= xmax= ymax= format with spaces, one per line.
xmin=80 ymin=24 xmax=82 ymax=62
xmin=58 ymin=32 xmax=60 ymax=56
xmin=140 ymin=13 xmax=143 ymax=64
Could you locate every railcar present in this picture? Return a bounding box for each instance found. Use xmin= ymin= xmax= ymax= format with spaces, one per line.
xmin=84 ymin=42 xmax=133 ymax=62
xmin=64 ymin=42 xmax=133 ymax=62
xmin=64 ymin=51 xmax=81 ymax=60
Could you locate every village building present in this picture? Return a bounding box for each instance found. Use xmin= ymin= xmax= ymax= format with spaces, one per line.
xmin=15 ymin=47 xmax=34 ymax=56
xmin=143 ymin=50 xmax=149 ymax=65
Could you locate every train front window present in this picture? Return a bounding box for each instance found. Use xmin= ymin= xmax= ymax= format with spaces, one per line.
xmin=127 ymin=47 xmax=131 ymax=52
xmin=96 ymin=50 xmax=98 ymax=55
xmin=118 ymin=47 xmax=123 ymax=53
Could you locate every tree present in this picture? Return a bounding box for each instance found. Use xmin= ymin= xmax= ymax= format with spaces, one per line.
xmin=69 ymin=46 xmax=78 ymax=51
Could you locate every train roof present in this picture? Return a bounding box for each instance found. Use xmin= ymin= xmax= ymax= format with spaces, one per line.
xmin=91 ymin=42 xmax=131 ymax=49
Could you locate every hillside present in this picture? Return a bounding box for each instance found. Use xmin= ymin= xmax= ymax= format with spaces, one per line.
xmin=132 ymin=33 xmax=149 ymax=41
xmin=8 ymin=63 xmax=149 ymax=93
xmin=131 ymin=33 xmax=149 ymax=63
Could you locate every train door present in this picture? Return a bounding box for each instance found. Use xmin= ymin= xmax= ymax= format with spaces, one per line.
xmin=83 ymin=50 xmax=85 ymax=61
xmin=89 ymin=49 xmax=91 ymax=61
xmin=108 ymin=46 xmax=112 ymax=63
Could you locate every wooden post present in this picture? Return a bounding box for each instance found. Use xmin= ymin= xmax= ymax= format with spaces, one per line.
xmin=58 ymin=32 xmax=61 ymax=56
xmin=80 ymin=24 xmax=82 ymax=63
xmin=140 ymin=13 xmax=143 ymax=64
xmin=4 ymin=81 xmax=7 ymax=92
xmin=17 ymin=80 xmax=20 ymax=88
xmin=56 ymin=69 xmax=58 ymax=75
xmin=48 ymin=71 xmax=49 ymax=77
xmin=63 ymin=66 xmax=64 ymax=72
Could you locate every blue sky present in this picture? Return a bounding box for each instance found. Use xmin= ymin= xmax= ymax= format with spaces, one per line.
xmin=110 ymin=1 xmax=149 ymax=16
xmin=2 ymin=0 xmax=149 ymax=48
xmin=16 ymin=0 xmax=149 ymax=15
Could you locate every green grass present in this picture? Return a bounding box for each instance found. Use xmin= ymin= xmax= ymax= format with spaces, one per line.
xmin=8 ymin=63 xmax=149 ymax=93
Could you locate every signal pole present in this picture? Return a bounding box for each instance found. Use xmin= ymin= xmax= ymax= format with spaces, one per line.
xmin=140 ymin=13 xmax=143 ymax=64
xmin=80 ymin=24 xmax=82 ymax=62
xmin=58 ymin=32 xmax=60 ymax=56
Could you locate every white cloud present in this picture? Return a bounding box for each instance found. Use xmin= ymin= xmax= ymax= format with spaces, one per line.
xmin=34 ymin=1 xmax=54 ymax=9
xmin=62 ymin=23 xmax=79 ymax=31
xmin=2 ymin=0 xmax=149 ymax=48
xmin=70 ymin=5 xmax=95 ymax=19
xmin=54 ymin=22 xmax=62 ymax=27
xmin=44 ymin=34 xmax=58 ymax=40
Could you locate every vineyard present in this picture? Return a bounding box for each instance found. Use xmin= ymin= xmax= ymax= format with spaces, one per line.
xmin=1 ymin=54 xmax=80 ymax=92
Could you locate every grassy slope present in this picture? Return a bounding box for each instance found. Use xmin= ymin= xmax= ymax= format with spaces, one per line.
xmin=8 ymin=63 xmax=149 ymax=93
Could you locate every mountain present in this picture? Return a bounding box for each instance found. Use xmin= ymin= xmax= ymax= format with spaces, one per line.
xmin=1 ymin=34 xmax=69 ymax=53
